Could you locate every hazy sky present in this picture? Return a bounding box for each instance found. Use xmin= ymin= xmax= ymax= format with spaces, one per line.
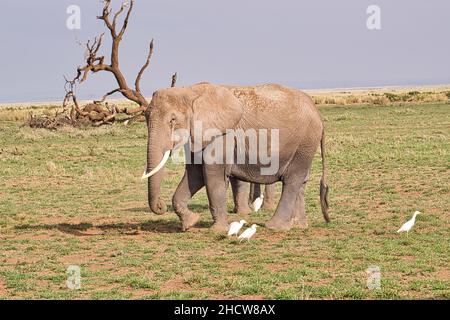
xmin=0 ymin=0 xmax=449 ymax=103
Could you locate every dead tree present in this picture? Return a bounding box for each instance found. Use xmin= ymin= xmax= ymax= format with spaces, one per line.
xmin=71 ymin=0 xmax=154 ymax=116
xmin=28 ymin=0 xmax=176 ymax=129
xmin=69 ymin=0 xmax=177 ymax=121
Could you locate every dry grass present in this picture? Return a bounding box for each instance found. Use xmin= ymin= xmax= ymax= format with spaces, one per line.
xmin=307 ymin=85 xmax=450 ymax=106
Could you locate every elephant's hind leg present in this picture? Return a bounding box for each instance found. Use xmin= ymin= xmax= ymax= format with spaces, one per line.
xmin=265 ymin=181 xmax=300 ymax=231
xmin=267 ymin=143 xmax=316 ymax=231
xmin=230 ymin=178 xmax=251 ymax=215
xmin=172 ymin=163 xmax=205 ymax=232
xmin=262 ymin=183 xmax=277 ymax=210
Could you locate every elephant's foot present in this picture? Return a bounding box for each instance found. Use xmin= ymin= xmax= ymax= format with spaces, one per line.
xmin=179 ymin=212 xmax=200 ymax=232
xmin=292 ymin=217 xmax=308 ymax=229
xmin=210 ymin=220 xmax=229 ymax=233
xmin=233 ymin=205 xmax=252 ymax=215
xmin=265 ymin=216 xmax=293 ymax=231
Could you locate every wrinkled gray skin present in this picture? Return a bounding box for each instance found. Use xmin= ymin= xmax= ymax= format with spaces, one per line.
xmin=144 ymin=82 xmax=329 ymax=232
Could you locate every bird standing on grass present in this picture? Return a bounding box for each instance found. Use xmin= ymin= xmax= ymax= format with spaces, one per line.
xmin=397 ymin=211 xmax=421 ymax=236
xmin=228 ymin=220 xmax=247 ymax=237
xmin=251 ymin=194 xmax=264 ymax=212
xmin=238 ymin=224 xmax=257 ymax=242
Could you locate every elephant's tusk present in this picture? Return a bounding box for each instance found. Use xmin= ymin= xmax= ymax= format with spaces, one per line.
xmin=141 ymin=150 xmax=171 ymax=180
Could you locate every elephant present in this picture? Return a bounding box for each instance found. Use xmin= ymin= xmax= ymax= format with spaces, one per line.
xmin=143 ymin=82 xmax=330 ymax=232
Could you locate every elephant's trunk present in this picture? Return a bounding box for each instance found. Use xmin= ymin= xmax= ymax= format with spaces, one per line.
xmin=148 ymin=172 xmax=167 ymax=215
xmin=146 ymin=124 xmax=168 ymax=215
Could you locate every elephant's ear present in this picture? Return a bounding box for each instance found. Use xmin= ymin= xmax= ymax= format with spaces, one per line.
xmin=190 ymin=84 xmax=243 ymax=150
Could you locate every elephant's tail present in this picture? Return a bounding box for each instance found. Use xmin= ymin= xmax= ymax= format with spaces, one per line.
xmin=320 ymin=127 xmax=330 ymax=222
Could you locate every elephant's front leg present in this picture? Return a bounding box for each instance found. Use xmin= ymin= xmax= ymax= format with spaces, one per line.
xmin=230 ymin=178 xmax=251 ymax=215
xmin=203 ymin=164 xmax=229 ymax=232
xmin=172 ymin=163 xmax=205 ymax=232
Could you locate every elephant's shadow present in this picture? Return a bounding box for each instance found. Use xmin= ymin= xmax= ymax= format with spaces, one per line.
xmin=123 ymin=203 xmax=210 ymax=214
xmin=15 ymin=220 xmax=187 ymax=236
xmin=15 ymin=203 xmax=220 ymax=236
xmin=15 ymin=206 xmax=215 ymax=236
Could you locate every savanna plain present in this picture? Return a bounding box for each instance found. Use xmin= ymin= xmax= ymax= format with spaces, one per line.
xmin=0 ymin=98 xmax=449 ymax=299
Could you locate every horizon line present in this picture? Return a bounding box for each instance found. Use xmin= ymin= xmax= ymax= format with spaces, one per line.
xmin=1 ymin=83 xmax=450 ymax=107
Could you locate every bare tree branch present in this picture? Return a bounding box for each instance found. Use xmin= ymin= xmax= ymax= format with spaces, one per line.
xmin=112 ymin=2 xmax=126 ymax=32
xmin=98 ymin=1 xmax=114 ymax=35
xmin=118 ymin=1 xmax=134 ymax=39
xmin=94 ymin=88 xmax=122 ymax=104
xmin=135 ymin=39 xmax=154 ymax=94
xmin=74 ymin=33 xmax=110 ymax=84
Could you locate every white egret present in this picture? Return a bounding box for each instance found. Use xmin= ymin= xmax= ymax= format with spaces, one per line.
xmin=238 ymin=224 xmax=257 ymax=242
xmin=228 ymin=220 xmax=247 ymax=237
xmin=251 ymin=194 xmax=264 ymax=212
xmin=397 ymin=211 xmax=421 ymax=236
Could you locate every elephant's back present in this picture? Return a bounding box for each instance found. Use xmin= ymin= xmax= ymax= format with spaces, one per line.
xmin=224 ymin=83 xmax=322 ymax=132
xmin=225 ymin=83 xmax=316 ymax=112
